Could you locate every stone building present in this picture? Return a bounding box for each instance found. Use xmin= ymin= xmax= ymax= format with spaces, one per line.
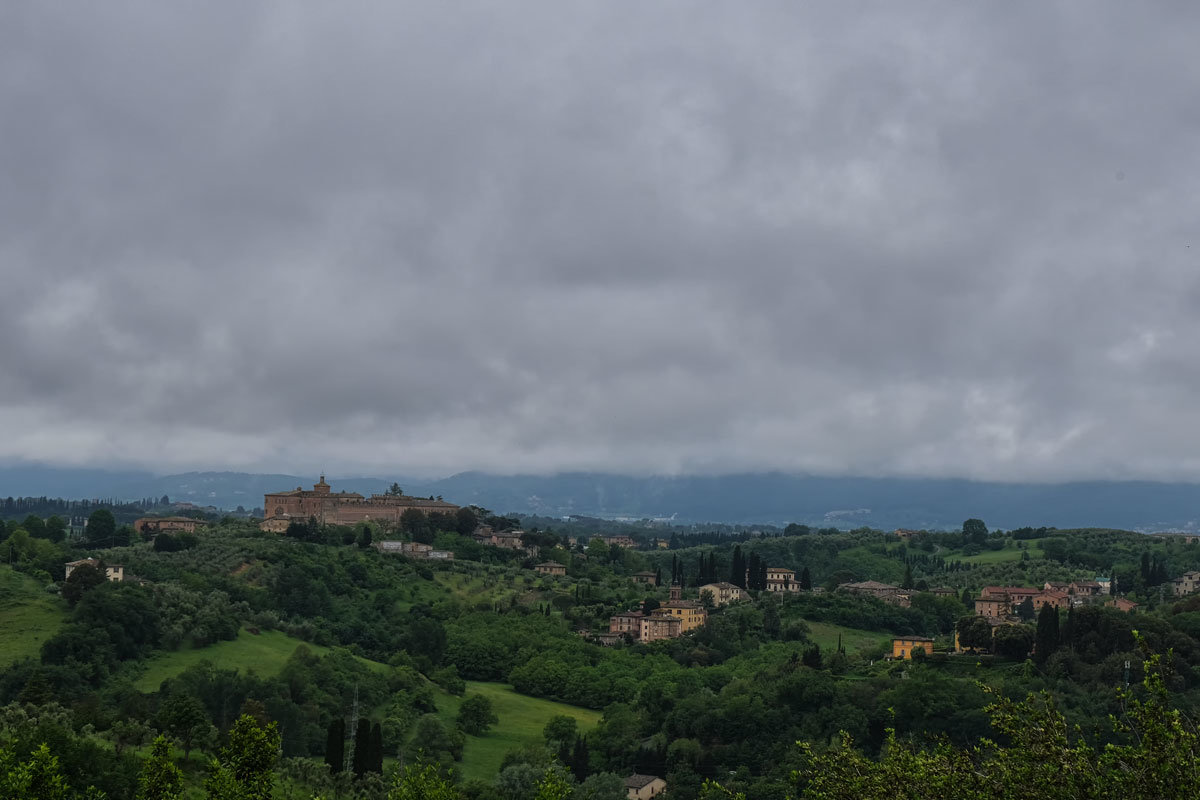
xmin=1171 ymin=571 xmax=1200 ymax=597
xmin=261 ymin=477 xmax=459 ymax=530
xmin=534 ymin=562 xmax=567 ymax=576
xmin=134 ymin=516 xmax=205 ymax=535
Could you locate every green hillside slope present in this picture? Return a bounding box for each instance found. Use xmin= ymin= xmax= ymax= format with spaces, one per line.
xmin=0 ymin=566 xmax=68 ymax=668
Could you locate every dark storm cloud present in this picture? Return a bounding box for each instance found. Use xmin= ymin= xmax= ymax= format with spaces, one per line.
xmin=3 ymin=1 xmax=1200 ymax=480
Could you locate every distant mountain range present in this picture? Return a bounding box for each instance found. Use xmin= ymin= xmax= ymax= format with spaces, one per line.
xmin=3 ymin=465 xmax=1200 ymax=531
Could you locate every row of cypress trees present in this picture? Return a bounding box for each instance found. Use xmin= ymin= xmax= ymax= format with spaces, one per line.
xmin=323 ymin=718 xmax=384 ymax=777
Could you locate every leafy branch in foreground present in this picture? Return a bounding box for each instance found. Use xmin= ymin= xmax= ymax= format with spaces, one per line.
xmin=716 ymin=634 xmax=1198 ymax=799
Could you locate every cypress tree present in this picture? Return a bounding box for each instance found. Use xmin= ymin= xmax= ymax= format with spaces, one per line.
xmin=654 ymin=567 xmax=662 ymax=586
xmin=800 ymin=566 xmax=812 ymax=591
xmin=901 ymin=564 xmax=914 ymax=589
xmin=370 ymin=722 xmax=383 ymax=774
xmin=324 ymin=718 xmax=345 ymax=774
xmin=570 ymin=736 xmax=590 ymax=781
xmin=730 ymin=546 xmax=745 ymax=588
xmin=1035 ymin=603 xmax=1060 ymax=664
xmin=352 ymin=718 xmax=371 ymax=777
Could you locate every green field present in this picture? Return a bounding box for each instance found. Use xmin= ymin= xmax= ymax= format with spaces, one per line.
xmin=0 ymin=567 xmax=68 ymax=668
xmin=434 ymin=682 xmax=602 ymax=782
xmin=804 ymin=620 xmax=893 ymax=656
xmin=943 ymin=538 xmax=1047 ymax=565
xmin=134 ymin=628 xmax=387 ymax=692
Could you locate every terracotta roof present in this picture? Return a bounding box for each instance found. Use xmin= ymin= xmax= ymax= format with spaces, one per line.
xmin=624 ymin=774 xmax=664 ymax=789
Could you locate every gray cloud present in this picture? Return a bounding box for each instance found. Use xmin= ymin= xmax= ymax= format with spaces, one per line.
xmin=3 ymin=2 xmax=1200 ymax=481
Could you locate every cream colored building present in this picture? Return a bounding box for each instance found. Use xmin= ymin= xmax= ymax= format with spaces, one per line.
xmin=625 ymin=774 xmax=667 ymax=799
xmin=64 ymin=558 xmax=123 ymax=582
xmin=698 ymin=581 xmax=747 ymax=607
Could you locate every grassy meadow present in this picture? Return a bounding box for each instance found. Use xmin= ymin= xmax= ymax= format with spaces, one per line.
xmin=434 ymin=681 xmax=602 ymax=782
xmin=133 ymin=628 xmax=387 ymax=692
xmin=803 ymin=620 xmax=893 ymax=656
xmin=0 ymin=566 xmax=68 ymax=668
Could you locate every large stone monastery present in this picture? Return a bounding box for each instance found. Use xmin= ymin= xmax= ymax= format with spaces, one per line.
xmin=260 ymin=476 xmax=459 ymax=531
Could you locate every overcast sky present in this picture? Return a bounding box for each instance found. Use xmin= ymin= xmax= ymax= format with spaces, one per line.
xmin=3 ymin=2 xmax=1200 ymax=482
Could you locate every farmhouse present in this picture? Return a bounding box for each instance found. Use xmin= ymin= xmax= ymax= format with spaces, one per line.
xmin=631 ymin=571 xmax=658 ymax=585
xmin=609 ymin=610 xmax=644 ymax=637
xmin=639 ymin=614 xmax=683 ymax=642
xmin=892 ymin=636 xmax=934 ymax=660
xmin=534 ymin=562 xmax=567 ymax=576
xmin=765 ymin=567 xmax=800 ymax=593
xmin=1106 ymin=597 xmax=1139 ymax=613
xmin=1171 ymin=571 xmax=1200 ymax=597
xmin=1032 ymin=589 xmax=1071 ymax=611
xmin=624 ymin=774 xmax=667 ymax=799
xmin=840 ymin=580 xmax=910 ymax=606
xmin=597 ymin=535 xmax=636 ymax=548
xmin=64 ymin=558 xmax=124 ymax=583
xmin=133 ymin=516 xmax=205 ymax=535
xmin=698 ymin=581 xmax=747 ymax=607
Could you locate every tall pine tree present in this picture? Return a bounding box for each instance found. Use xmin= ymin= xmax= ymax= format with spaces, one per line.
xmin=730 ymin=546 xmax=745 ymax=588
xmin=352 ymin=718 xmax=371 ymax=778
xmin=370 ymin=722 xmax=383 ymax=774
xmin=1035 ymin=603 xmax=1060 ymax=664
xmin=570 ymin=737 xmax=590 ymax=781
xmin=324 ymin=719 xmax=345 ymax=774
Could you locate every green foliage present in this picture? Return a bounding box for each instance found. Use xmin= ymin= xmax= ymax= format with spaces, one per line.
xmin=0 ymin=567 xmax=67 ymax=669
xmin=456 ymin=694 xmax=498 ymax=736
xmin=787 ymin=646 xmax=1200 ymax=799
xmin=324 ymin=718 xmax=344 ymax=775
xmin=1035 ymin=603 xmax=1060 ymax=664
xmin=541 ymin=715 xmax=577 ymax=747
xmin=84 ymin=510 xmax=117 ymax=548
xmin=0 ymin=742 xmax=75 ymax=800
xmin=387 ymin=762 xmax=462 ymax=800
xmin=532 ymin=764 xmax=573 ymax=800
xmin=157 ymin=694 xmax=210 ymax=762
xmin=203 ymin=715 xmax=280 ymax=800
xmin=136 ymin=736 xmax=182 ymax=800
xmin=991 ymin=624 xmax=1034 ymax=660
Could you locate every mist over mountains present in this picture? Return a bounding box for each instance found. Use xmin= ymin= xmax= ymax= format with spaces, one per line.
xmin=2 ymin=466 xmax=1199 ymax=531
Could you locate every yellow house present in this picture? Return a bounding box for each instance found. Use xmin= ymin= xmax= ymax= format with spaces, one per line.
xmin=892 ymin=636 xmax=933 ymax=660
xmin=658 ymin=583 xmax=707 ymax=633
